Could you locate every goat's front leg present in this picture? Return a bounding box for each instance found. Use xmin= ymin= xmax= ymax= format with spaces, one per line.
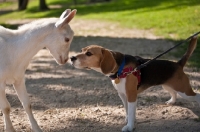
xmin=13 ymin=78 xmax=42 ymax=132
xmin=0 ymin=83 xmax=15 ymax=132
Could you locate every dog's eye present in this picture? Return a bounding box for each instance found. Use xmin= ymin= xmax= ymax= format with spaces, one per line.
xmin=65 ymin=38 xmax=70 ymax=42
xmin=85 ymin=52 xmax=92 ymax=56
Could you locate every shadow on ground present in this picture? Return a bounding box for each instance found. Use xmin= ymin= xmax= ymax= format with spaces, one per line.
xmin=1 ymin=35 xmax=200 ymax=132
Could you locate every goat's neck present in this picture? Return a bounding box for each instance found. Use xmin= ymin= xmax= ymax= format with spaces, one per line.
xmin=12 ymin=23 xmax=55 ymax=69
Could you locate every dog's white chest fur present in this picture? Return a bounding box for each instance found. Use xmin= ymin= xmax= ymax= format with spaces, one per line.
xmin=112 ymin=78 xmax=126 ymax=94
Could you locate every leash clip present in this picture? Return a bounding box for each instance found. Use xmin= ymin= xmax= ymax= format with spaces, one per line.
xmin=127 ymin=71 xmax=132 ymax=76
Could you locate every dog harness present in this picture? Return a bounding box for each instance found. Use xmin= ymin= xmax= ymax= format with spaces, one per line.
xmin=118 ymin=66 xmax=141 ymax=83
xmin=110 ymin=66 xmax=141 ymax=85
xmin=109 ymin=56 xmax=141 ymax=86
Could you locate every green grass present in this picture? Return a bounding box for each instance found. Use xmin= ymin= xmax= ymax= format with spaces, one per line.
xmin=1 ymin=0 xmax=199 ymax=39
xmin=76 ymin=0 xmax=200 ymax=39
xmin=0 ymin=0 xmax=200 ymax=67
xmin=0 ymin=1 xmax=14 ymax=8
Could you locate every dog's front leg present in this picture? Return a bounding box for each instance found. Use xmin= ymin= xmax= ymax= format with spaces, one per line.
xmin=118 ymin=93 xmax=128 ymax=122
xmin=13 ymin=78 xmax=42 ymax=132
xmin=122 ymin=101 xmax=137 ymax=132
xmin=122 ymin=74 xmax=138 ymax=132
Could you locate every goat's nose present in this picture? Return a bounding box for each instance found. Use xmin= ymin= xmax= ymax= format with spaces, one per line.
xmin=70 ymin=56 xmax=77 ymax=61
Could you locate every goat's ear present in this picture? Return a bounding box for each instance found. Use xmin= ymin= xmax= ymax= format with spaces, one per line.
xmin=100 ymin=49 xmax=116 ymax=74
xmin=59 ymin=9 xmax=71 ymax=20
xmin=55 ymin=9 xmax=77 ymax=28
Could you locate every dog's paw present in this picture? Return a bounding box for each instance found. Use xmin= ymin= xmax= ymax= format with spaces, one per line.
xmin=165 ymin=98 xmax=175 ymax=105
xmin=122 ymin=125 xmax=135 ymax=132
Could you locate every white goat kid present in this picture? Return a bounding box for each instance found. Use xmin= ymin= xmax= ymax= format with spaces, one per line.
xmin=0 ymin=9 xmax=76 ymax=132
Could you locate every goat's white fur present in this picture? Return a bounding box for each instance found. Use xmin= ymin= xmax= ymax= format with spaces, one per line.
xmin=0 ymin=9 xmax=76 ymax=132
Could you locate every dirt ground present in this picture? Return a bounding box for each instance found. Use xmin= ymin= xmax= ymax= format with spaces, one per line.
xmin=0 ymin=18 xmax=200 ymax=132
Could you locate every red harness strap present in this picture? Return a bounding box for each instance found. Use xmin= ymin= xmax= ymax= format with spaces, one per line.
xmin=118 ymin=66 xmax=141 ymax=85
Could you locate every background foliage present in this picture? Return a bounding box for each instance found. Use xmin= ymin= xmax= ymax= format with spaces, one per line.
xmin=0 ymin=0 xmax=200 ymax=67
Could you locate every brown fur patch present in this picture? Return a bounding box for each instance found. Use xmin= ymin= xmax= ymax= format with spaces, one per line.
xmin=75 ymin=45 xmax=103 ymax=69
xmin=100 ymin=49 xmax=116 ymax=74
xmin=164 ymin=67 xmax=196 ymax=96
xmin=73 ymin=45 xmax=118 ymax=74
xmin=126 ymin=73 xmax=138 ymax=102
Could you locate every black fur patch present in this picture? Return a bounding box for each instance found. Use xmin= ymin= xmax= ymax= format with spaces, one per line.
xmin=139 ymin=59 xmax=179 ymax=87
xmin=110 ymin=52 xmax=179 ymax=90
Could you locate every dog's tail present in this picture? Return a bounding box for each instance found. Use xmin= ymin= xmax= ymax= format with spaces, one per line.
xmin=177 ymin=36 xmax=197 ymax=67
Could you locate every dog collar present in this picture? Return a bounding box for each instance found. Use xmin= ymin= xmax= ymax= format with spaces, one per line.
xmin=117 ymin=57 xmax=126 ymax=76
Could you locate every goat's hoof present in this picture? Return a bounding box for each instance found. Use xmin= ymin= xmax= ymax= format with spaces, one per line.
xmin=122 ymin=125 xmax=135 ymax=132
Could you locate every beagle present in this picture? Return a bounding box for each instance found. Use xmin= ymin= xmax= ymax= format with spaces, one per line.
xmin=70 ymin=37 xmax=200 ymax=132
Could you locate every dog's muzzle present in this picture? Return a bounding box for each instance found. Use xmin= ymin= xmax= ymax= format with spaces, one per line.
xmin=70 ymin=56 xmax=77 ymax=62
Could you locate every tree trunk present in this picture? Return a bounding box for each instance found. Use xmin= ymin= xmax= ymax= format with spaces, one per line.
xmin=39 ymin=0 xmax=49 ymax=10
xmin=73 ymin=0 xmax=77 ymax=5
xmin=18 ymin=0 xmax=29 ymax=10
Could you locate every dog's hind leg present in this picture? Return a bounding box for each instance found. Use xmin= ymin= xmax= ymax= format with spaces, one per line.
xmin=175 ymin=73 xmax=200 ymax=105
xmin=0 ymin=83 xmax=15 ymax=132
xmin=13 ymin=78 xmax=42 ymax=132
xmin=162 ymin=85 xmax=177 ymax=105
xmin=165 ymin=72 xmax=200 ymax=106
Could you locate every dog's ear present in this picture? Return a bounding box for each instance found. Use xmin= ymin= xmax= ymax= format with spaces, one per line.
xmin=100 ymin=49 xmax=116 ymax=74
xmin=55 ymin=9 xmax=77 ymax=28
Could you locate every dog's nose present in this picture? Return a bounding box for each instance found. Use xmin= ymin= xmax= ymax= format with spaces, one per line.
xmin=70 ymin=56 xmax=77 ymax=61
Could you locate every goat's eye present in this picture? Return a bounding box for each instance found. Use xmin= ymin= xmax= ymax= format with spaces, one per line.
xmin=65 ymin=38 xmax=70 ymax=42
xmin=85 ymin=52 xmax=92 ymax=56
